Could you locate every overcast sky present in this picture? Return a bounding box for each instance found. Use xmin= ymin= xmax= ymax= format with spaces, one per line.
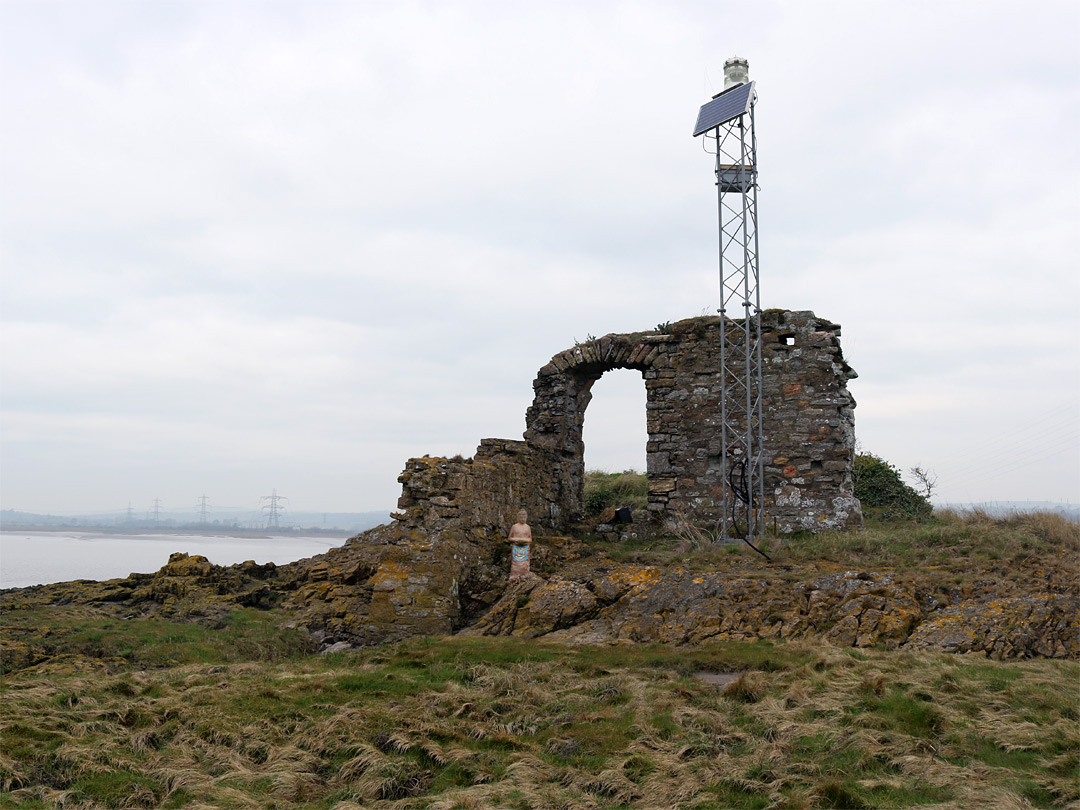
xmin=2 ymin=0 xmax=1077 ymax=518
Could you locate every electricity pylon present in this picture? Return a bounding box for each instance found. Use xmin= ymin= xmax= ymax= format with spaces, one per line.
xmin=261 ymin=489 xmax=288 ymax=530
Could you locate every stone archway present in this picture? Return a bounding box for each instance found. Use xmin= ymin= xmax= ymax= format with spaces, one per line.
xmin=524 ymin=332 xmax=672 ymax=519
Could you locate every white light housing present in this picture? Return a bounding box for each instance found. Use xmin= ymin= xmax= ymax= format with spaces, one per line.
xmin=723 ymin=56 xmax=749 ymax=88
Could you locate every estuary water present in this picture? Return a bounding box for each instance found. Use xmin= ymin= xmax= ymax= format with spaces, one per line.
xmin=0 ymin=531 xmax=348 ymax=590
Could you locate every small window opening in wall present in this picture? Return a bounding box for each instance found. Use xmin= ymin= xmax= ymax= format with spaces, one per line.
xmin=778 ymin=333 xmax=795 ymax=346
xmin=811 ymin=460 xmax=823 ymax=471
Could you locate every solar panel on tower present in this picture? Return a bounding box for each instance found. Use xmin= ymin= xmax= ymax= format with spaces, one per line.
xmin=692 ymin=81 xmax=755 ymax=136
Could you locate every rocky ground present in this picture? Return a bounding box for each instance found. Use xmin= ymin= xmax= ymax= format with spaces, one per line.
xmin=3 ymin=511 xmax=1077 ymax=676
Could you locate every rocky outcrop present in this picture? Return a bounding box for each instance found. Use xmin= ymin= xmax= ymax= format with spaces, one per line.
xmin=1 ymin=552 xmax=276 ymax=620
xmin=275 ymin=525 xmax=594 ymax=648
xmin=0 ymin=523 xmax=585 ymax=667
xmin=3 ymin=529 xmax=1076 ymax=672
xmin=0 ymin=552 xmax=285 ymax=676
xmin=905 ymin=595 xmax=1077 ymax=659
xmin=462 ymin=559 xmax=1079 ymax=660
xmin=278 ymin=523 xmax=481 ymax=646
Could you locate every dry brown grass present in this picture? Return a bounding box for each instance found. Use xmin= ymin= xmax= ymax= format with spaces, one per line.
xmin=2 ymin=635 xmax=1076 ymax=809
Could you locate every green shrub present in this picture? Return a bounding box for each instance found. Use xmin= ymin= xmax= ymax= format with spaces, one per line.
xmin=583 ymin=469 xmax=648 ymax=516
xmin=854 ymin=453 xmax=932 ymax=521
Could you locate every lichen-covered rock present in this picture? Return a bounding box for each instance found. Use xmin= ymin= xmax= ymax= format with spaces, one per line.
xmin=467 ymin=576 xmax=598 ymax=639
xmin=513 ymin=578 xmax=598 ymax=636
xmin=0 ymin=638 xmax=47 ymax=672
xmin=279 ymin=523 xmax=468 ymax=646
xmin=800 ymin=571 xmax=923 ymax=649
xmin=475 ymin=560 xmax=1078 ymax=659
xmin=905 ymin=594 xmax=1078 ymax=659
xmin=276 ymin=522 xmax=576 ymax=648
xmin=160 ymin=551 xmax=214 ymax=577
xmin=2 ymin=515 xmax=1075 ymax=675
xmin=0 ymin=549 xmax=289 ymax=639
xmin=459 ymin=574 xmax=544 ymax=637
xmin=129 ymin=552 xmax=221 ymax=603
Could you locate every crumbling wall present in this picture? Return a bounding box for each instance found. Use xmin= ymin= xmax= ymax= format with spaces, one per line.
xmin=757 ymin=311 xmax=863 ymax=531
xmin=393 ymin=309 xmax=862 ymax=536
xmin=377 ymin=439 xmax=572 ymax=634
xmin=393 ymin=439 xmax=570 ymax=535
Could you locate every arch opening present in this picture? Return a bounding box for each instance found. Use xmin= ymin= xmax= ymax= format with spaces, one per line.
xmin=579 ymin=368 xmax=649 ymax=521
xmin=580 ymin=368 xmax=648 ymax=477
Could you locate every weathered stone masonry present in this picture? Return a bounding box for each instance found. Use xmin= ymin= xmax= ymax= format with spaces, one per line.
xmin=393 ymin=309 xmax=862 ymax=536
xmin=394 ymin=439 xmax=568 ymax=537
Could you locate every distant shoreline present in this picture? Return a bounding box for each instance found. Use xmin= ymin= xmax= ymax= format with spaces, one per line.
xmin=0 ymin=530 xmax=354 ymax=590
xmin=0 ymin=526 xmax=355 ymax=540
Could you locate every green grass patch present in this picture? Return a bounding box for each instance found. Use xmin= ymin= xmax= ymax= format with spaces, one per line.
xmin=1013 ymin=777 xmax=1059 ymax=809
xmin=855 ymin=688 xmax=945 ymax=738
xmin=961 ymin=663 xmax=1024 ymax=692
xmin=70 ymin=769 xmax=162 ymax=806
xmin=973 ymin=738 xmax=1042 ymax=770
xmin=864 ymin=783 xmax=954 ymax=807
xmin=2 ymin=606 xmax=315 ymax=673
xmin=814 ymin=777 xmax=869 ymax=808
xmin=335 ymin=670 xmax=427 ymax=697
xmin=701 ymin=781 xmax=771 ymax=809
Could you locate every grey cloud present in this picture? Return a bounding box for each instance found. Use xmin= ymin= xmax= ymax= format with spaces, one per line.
xmin=2 ymin=0 xmax=1077 ymax=512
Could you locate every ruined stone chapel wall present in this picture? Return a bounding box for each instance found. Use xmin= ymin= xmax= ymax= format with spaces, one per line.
xmin=524 ymin=310 xmax=862 ymax=533
xmin=393 ymin=309 xmax=862 ymax=537
xmin=394 ymin=439 xmax=570 ymax=537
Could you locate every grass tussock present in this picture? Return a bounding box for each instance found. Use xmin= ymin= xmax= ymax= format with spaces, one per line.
xmin=2 ymin=632 xmax=1077 ymax=809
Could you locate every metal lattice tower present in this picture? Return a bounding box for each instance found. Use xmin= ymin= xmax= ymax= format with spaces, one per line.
xmin=693 ymin=57 xmax=765 ymax=541
xmin=196 ymin=494 xmax=211 ymax=526
xmin=261 ymin=488 xmax=288 ymax=530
